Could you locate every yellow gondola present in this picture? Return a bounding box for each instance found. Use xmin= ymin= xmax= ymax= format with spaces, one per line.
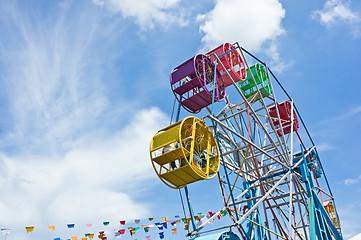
xmin=150 ymin=116 xmax=220 ymax=189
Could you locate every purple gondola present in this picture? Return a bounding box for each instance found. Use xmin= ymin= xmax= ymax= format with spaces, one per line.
xmin=170 ymin=54 xmax=225 ymax=114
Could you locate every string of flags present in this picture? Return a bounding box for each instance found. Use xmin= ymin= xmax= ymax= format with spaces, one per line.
xmin=4 ymin=209 xmax=232 ymax=239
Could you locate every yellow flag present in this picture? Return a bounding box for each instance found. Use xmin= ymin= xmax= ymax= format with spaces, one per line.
xmin=48 ymin=225 xmax=55 ymax=230
xmin=82 ymin=238 xmax=88 ymax=240
xmin=162 ymin=217 xmax=168 ymax=222
xmin=88 ymin=234 xmax=94 ymax=239
xmin=25 ymin=227 xmax=34 ymax=233
xmin=172 ymin=228 xmax=177 ymax=234
xmin=71 ymin=236 xmax=78 ymax=240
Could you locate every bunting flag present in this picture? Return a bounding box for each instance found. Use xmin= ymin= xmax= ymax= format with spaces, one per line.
xmin=174 ymin=215 xmax=180 ymax=219
xmin=198 ymin=213 xmax=202 ymax=217
xmin=129 ymin=230 xmax=135 ymax=236
xmin=161 ymin=222 xmax=167 ymax=229
xmin=135 ymin=219 xmax=140 ymax=224
xmin=144 ymin=227 xmax=149 ymax=233
xmin=48 ymin=225 xmax=55 ymax=230
xmin=148 ymin=218 xmax=154 ymax=221
xmin=118 ymin=229 xmax=125 ymax=235
xmin=128 ymin=227 xmax=133 ymax=231
xmin=53 ymin=238 xmax=61 ymax=240
xmin=158 ymin=232 xmax=164 ymax=239
xmin=86 ymin=223 xmax=93 ymax=227
xmin=162 ymin=217 xmax=167 ymax=222
xmin=25 ymin=227 xmax=34 ymax=233
xmin=103 ymin=222 xmax=110 ymax=226
xmin=217 ymin=210 xmax=228 ymax=219
xmin=172 ymin=228 xmax=177 ymax=234
xmin=98 ymin=234 xmax=104 ymax=238
xmin=184 ymin=224 xmax=189 ymax=231
xmin=141 ymin=225 xmax=147 ymax=228
xmin=148 ymin=224 xmax=155 ymax=228
xmin=120 ymin=220 xmax=126 ymax=225
xmin=155 ymin=223 xmax=163 ymax=230
xmin=133 ymin=227 xmax=140 ymax=231
xmin=145 ymin=235 xmax=151 ymax=240
xmin=88 ymin=233 xmax=94 ymax=239
xmin=1 ymin=228 xmax=10 ymax=235
xmin=208 ymin=211 xmax=215 ymax=217
xmin=67 ymin=224 xmax=75 ymax=229
xmin=186 ymin=214 xmax=190 ymax=218
xmin=82 ymin=238 xmax=87 ymax=240
xmin=194 ymin=216 xmax=200 ymax=221
xmin=70 ymin=236 xmax=78 ymax=240
xmin=170 ymin=221 xmax=176 ymax=227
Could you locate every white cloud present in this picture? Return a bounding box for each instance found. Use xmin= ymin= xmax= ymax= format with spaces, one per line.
xmin=317 ymin=143 xmax=336 ymax=152
xmin=0 ymin=107 xmax=168 ymax=226
xmin=0 ymin=0 xmax=170 ymax=232
xmin=344 ymin=175 xmax=361 ymax=185
xmin=312 ymin=0 xmax=361 ymax=36
xmin=197 ymin=0 xmax=285 ymax=52
xmin=93 ymin=0 xmax=188 ymax=30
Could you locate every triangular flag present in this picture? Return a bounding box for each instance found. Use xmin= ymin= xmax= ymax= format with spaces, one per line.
xmin=148 ymin=224 xmax=155 ymax=228
xmin=145 ymin=235 xmax=151 ymax=240
xmin=67 ymin=224 xmax=75 ymax=228
xmin=159 ymin=232 xmax=164 ymax=239
xmin=82 ymin=238 xmax=87 ymax=240
xmin=162 ymin=217 xmax=167 ymax=222
xmin=155 ymin=223 xmax=163 ymax=230
xmin=118 ymin=229 xmax=125 ymax=235
xmin=162 ymin=222 xmax=167 ymax=229
xmin=144 ymin=227 xmax=149 ymax=233
xmin=170 ymin=221 xmax=177 ymax=227
xmin=53 ymin=238 xmax=61 ymax=240
xmin=172 ymin=228 xmax=177 ymax=234
xmin=88 ymin=233 xmax=94 ymax=239
xmin=86 ymin=223 xmax=93 ymax=227
xmin=25 ymin=227 xmax=34 ymax=233
xmin=184 ymin=224 xmax=189 ymax=230
xmin=174 ymin=215 xmax=180 ymax=219
xmin=197 ymin=213 xmax=202 ymax=217
xmin=129 ymin=230 xmax=135 ymax=236
xmin=208 ymin=211 xmax=215 ymax=217
xmin=120 ymin=220 xmax=126 ymax=225
xmin=135 ymin=219 xmax=140 ymax=224
xmin=128 ymin=227 xmax=133 ymax=231
xmin=133 ymin=227 xmax=140 ymax=231
xmin=148 ymin=218 xmax=154 ymax=221
xmin=103 ymin=221 xmax=110 ymax=226
xmin=48 ymin=225 xmax=55 ymax=230
xmin=141 ymin=225 xmax=147 ymax=228
xmin=71 ymin=236 xmax=78 ymax=240
xmin=195 ymin=216 xmax=200 ymax=221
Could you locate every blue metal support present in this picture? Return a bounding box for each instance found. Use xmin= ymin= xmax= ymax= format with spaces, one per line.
xmin=298 ymin=145 xmax=343 ymax=240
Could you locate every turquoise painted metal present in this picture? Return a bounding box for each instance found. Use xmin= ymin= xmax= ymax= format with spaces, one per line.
xmin=192 ymin=231 xmax=240 ymax=240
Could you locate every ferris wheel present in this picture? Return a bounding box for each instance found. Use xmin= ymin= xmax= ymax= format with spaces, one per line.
xmin=150 ymin=42 xmax=343 ymax=240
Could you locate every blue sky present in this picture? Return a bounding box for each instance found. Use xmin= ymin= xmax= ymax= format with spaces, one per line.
xmin=0 ymin=0 xmax=360 ymax=239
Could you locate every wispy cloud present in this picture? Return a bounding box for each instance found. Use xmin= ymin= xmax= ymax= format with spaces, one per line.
xmin=317 ymin=142 xmax=336 ymax=152
xmin=312 ymin=0 xmax=361 ymax=37
xmin=343 ymin=175 xmax=361 ymax=185
xmin=0 ymin=0 xmax=169 ymax=231
xmin=92 ymin=0 xmax=188 ymax=30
